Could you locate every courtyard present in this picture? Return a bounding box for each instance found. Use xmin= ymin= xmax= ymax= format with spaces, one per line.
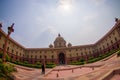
xmin=12 ymin=53 xmax=120 ymax=80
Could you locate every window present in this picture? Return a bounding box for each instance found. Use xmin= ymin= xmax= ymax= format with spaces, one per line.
xmin=70 ymin=54 xmax=72 ymax=57
xmin=44 ymin=55 xmax=47 ymax=59
xmin=27 ymin=55 xmax=29 ymax=58
xmin=12 ymin=49 xmax=14 ymax=53
xmin=113 ymin=32 xmax=115 ymax=35
xmin=69 ymin=49 xmax=71 ymax=52
xmin=76 ymin=53 xmax=78 ymax=56
xmin=52 ymin=55 xmax=54 ymax=59
xmin=7 ymin=47 xmax=9 ymax=51
xmin=59 ymin=43 xmax=61 ymax=46
xmin=0 ymin=34 xmax=1 ymax=39
xmin=107 ymin=43 xmax=109 ymax=46
xmin=76 ymin=49 xmax=78 ymax=51
xmin=3 ymin=44 xmax=4 ymax=48
xmin=35 ymin=55 xmax=37 ymax=59
xmin=20 ymin=53 xmax=21 ymax=56
xmin=111 ymin=40 xmax=113 ymax=44
xmin=103 ymin=45 xmax=105 ymax=49
xmin=81 ymin=53 xmax=83 ymax=55
xmin=31 ymin=55 xmax=33 ymax=58
xmin=16 ymin=51 xmax=18 ymax=55
xmin=109 ymin=36 xmax=111 ymax=38
xmin=89 ymin=51 xmax=91 ymax=54
xmin=115 ymin=37 xmax=117 ymax=41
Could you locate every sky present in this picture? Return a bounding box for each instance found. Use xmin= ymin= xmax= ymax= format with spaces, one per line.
xmin=0 ymin=0 xmax=120 ymax=48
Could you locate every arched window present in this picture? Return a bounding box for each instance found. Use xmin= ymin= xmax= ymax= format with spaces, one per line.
xmin=35 ymin=55 xmax=37 ymax=59
xmin=31 ymin=55 xmax=33 ymax=58
xmin=3 ymin=44 xmax=4 ymax=48
xmin=115 ymin=37 xmax=117 ymax=41
xmin=39 ymin=55 xmax=41 ymax=59
xmin=20 ymin=53 xmax=21 ymax=56
xmin=7 ymin=47 xmax=9 ymax=51
xmin=107 ymin=43 xmax=109 ymax=46
xmin=76 ymin=53 xmax=78 ymax=56
xmin=51 ymin=55 xmax=54 ymax=59
xmin=0 ymin=34 xmax=2 ymax=39
xmin=44 ymin=55 xmax=47 ymax=59
xmin=103 ymin=45 xmax=105 ymax=49
xmin=12 ymin=49 xmax=14 ymax=53
xmin=111 ymin=40 xmax=113 ymax=44
xmin=70 ymin=54 xmax=72 ymax=57
xmin=16 ymin=51 xmax=18 ymax=55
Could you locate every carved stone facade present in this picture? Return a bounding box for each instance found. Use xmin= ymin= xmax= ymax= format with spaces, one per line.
xmin=0 ymin=19 xmax=120 ymax=65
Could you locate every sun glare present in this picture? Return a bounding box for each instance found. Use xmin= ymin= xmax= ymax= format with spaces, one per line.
xmin=58 ymin=0 xmax=73 ymax=12
xmin=62 ymin=3 xmax=71 ymax=11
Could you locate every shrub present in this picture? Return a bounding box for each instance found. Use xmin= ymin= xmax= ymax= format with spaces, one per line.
xmin=0 ymin=59 xmax=2 ymax=63
xmin=2 ymin=63 xmax=15 ymax=74
xmin=117 ymin=50 xmax=120 ymax=57
xmin=0 ymin=63 xmax=15 ymax=75
xmin=46 ymin=62 xmax=56 ymax=68
xmin=89 ymin=57 xmax=94 ymax=60
xmin=79 ymin=58 xmax=85 ymax=62
xmin=6 ymin=54 xmax=11 ymax=62
xmin=46 ymin=62 xmax=55 ymax=65
xmin=46 ymin=64 xmax=56 ymax=68
xmin=0 ymin=73 xmax=5 ymax=77
xmin=24 ymin=61 xmax=29 ymax=64
xmin=69 ymin=61 xmax=85 ymax=65
xmin=87 ymin=50 xmax=117 ymax=63
xmin=36 ymin=62 xmax=41 ymax=65
xmin=0 ymin=53 xmax=2 ymax=58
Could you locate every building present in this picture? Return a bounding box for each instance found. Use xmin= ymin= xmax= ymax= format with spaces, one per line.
xmin=0 ymin=19 xmax=120 ymax=65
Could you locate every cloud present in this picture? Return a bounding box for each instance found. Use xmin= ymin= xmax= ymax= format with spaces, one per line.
xmin=91 ymin=0 xmax=107 ymax=6
xmin=83 ymin=13 xmax=98 ymax=21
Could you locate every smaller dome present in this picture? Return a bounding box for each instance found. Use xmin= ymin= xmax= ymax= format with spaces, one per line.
xmin=49 ymin=44 xmax=53 ymax=48
xmin=68 ymin=43 xmax=72 ymax=47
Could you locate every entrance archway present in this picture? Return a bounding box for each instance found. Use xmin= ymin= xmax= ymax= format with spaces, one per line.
xmin=59 ymin=53 xmax=65 ymax=65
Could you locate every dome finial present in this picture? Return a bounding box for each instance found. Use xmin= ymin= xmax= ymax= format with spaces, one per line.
xmin=58 ymin=33 xmax=61 ymax=37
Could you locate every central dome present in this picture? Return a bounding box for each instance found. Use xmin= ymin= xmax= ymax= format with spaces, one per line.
xmin=54 ymin=34 xmax=66 ymax=48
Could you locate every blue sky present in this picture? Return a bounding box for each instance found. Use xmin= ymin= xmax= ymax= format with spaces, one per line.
xmin=0 ymin=0 xmax=120 ymax=48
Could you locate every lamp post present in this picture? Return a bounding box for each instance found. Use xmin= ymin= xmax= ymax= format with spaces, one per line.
xmin=0 ymin=23 xmax=2 ymax=29
xmin=2 ymin=23 xmax=14 ymax=63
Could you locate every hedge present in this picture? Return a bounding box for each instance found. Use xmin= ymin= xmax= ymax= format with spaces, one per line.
xmin=117 ymin=50 xmax=120 ymax=57
xmin=69 ymin=61 xmax=85 ymax=65
xmin=70 ymin=50 xmax=117 ymax=65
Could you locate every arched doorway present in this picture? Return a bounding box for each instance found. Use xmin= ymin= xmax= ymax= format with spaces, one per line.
xmin=59 ymin=53 xmax=65 ymax=65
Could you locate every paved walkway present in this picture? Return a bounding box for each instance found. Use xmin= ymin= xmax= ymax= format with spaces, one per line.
xmin=12 ymin=66 xmax=51 ymax=80
xmin=12 ymin=53 xmax=120 ymax=80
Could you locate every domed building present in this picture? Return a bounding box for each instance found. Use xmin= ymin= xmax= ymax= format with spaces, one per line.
xmin=54 ymin=34 xmax=66 ymax=48
xmin=0 ymin=19 xmax=120 ymax=65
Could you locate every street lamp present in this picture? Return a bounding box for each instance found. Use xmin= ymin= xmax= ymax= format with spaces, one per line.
xmin=2 ymin=23 xmax=14 ymax=63
xmin=0 ymin=23 xmax=2 ymax=30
